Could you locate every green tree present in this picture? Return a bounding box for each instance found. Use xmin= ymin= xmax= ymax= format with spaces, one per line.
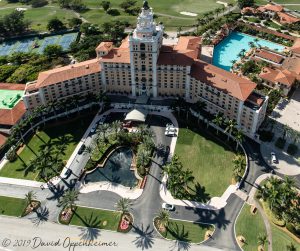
xmin=59 ymin=189 xmax=79 ymax=209
xmin=257 ymin=233 xmax=268 ymax=250
xmin=286 ymin=242 xmax=297 ymax=251
xmin=156 ymin=210 xmax=170 ymax=229
xmin=25 ymin=191 xmax=37 ymax=207
xmin=234 ymin=130 xmax=244 ymax=151
xmin=115 ymin=198 xmax=132 ymax=214
xmin=47 ymin=17 xmax=65 ymax=32
xmin=101 ymin=0 xmax=111 ymax=12
xmin=0 ymin=65 xmax=18 ymax=82
xmin=225 ymin=119 xmax=237 ymax=141
xmin=237 ymin=0 xmax=254 ymax=9
xmin=43 ymin=44 xmax=63 ymax=58
xmin=68 ymin=17 xmax=82 ymax=28
xmin=31 ymin=0 xmax=48 ymax=8
xmin=212 ymin=113 xmax=223 ymax=135
xmin=2 ymin=10 xmax=29 ymax=35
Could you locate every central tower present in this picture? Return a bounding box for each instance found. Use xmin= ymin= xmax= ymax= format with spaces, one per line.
xmin=129 ymin=1 xmax=164 ymax=97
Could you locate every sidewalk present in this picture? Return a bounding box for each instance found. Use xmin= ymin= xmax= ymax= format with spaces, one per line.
xmin=79 ymin=181 xmax=143 ymax=199
xmin=260 ymin=141 xmax=300 ymax=176
xmin=160 ymin=174 xmax=237 ymax=210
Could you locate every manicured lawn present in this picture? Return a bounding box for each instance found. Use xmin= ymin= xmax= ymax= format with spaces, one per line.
xmin=235 ymin=204 xmax=267 ymax=251
xmin=271 ymin=224 xmax=300 ymax=250
xmin=175 ymin=127 xmax=236 ymax=198
xmin=0 ymin=196 xmax=27 ymax=217
xmin=70 ymin=206 xmax=121 ymax=231
xmin=247 ymin=17 xmax=261 ymax=23
xmin=0 ymin=114 xmax=94 ymax=180
xmin=265 ymin=21 xmax=281 ymax=30
xmin=159 ymin=219 xmax=213 ymax=243
xmin=0 ymin=0 xmax=235 ymax=31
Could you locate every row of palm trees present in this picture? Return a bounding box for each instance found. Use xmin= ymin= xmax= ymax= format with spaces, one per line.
xmin=257 ymin=176 xmax=300 ymax=228
xmin=232 ymin=154 xmax=246 ymax=182
xmin=163 ymin=155 xmax=195 ymax=199
xmin=7 ymin=91 xmax=108 ymax=149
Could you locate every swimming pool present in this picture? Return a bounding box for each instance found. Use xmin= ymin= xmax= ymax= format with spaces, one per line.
xmin=212 ymin=31 xmax=285 ymax=71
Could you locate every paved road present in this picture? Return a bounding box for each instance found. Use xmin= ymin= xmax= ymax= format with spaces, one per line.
xmin=0 ymin=216 xmax=223 ymax=251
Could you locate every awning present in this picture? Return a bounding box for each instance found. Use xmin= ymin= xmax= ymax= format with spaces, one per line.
xmin=124 ymin=109 xmax=148 ymax=122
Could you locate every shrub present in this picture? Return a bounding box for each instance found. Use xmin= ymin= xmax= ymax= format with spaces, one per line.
xmin=286 ymin=223 xmax=300 ymax=238
xmin=287 ymin=143 xmax=298 ymax=156
xmin=138 ymin=165 xmax=146 ymax=177
xmin=259 ymin=130 xmax=274 ymax=142
xmin=6 ymin=148 xmax=17 ymax=162
xmin=84 ymin=159 xmax=97 ymax=171
xmin=275 ymin=137 xmax=286 ymax=149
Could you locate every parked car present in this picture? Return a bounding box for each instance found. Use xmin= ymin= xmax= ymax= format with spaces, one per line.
xmin=62 ymin=169 xmax=72 ymax=179
xmin=165 ymin=127 xmax=177 ymax=136
xmin=271 ymin=152 xmax=277 ymax=163
xmin=78 ymin=144 xmax=86 ymax=154
xmin=166 ymin=123 xmax=174 ymax=129
xmin=162 ymin=203 xmax=175 ymax=211
xmin=90 ymin=127 xmax=96 ymax=133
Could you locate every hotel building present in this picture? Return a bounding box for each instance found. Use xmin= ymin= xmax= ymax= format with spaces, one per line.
xmin=23 ymin=1 xmax=268 ymax=137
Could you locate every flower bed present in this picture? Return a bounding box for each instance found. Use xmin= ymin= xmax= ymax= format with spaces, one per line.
xmin=59 ymin=206 xmax=76 ymax=225
xmin=117 ymin=213 xmax=133 ymax=233
xmin=22 ymin=200 xmax=41 ymax=217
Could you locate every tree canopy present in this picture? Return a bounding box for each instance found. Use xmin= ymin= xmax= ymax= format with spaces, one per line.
xmin=47 ymin=17 xmax=66 ymax=32
xmin=0 ymin=10 xmax=29 ymax=36
xmin=237 ymin=0 xmax=255 ymax=9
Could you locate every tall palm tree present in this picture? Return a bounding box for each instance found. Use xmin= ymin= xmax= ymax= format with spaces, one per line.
xmin=286 ymin=242 xmax=297 ymax=251
xmin=257 ymin=233 xmax=268 ymax=250
xmin=181 ymin=169 xmax=194 ymax=193
xmin=232 ymin=154 xmax=245 ymax=180
xmin=231 ymin=59 xmax=237 ymax=65
xmin=215 ymin=8 xmax=222 ymax=17
xmin=25 ymin=191 xmax=37 ymax=207
xmin=234 ymin=130 xmax=244 ymax=151
xmin=59 ymin=189 xmax=79 ymax=209
xmin=115 ymin=198 xmax=132 ymax=214
xmin=212 ymin=113 xmax=223 ymax=135
xmin=156 ymin=210 xmax=170 ymax=229
xmin=177 ymin=26 xmax=182 ymax=36
xmin=225 ymin=119 xmax=237 ymax=141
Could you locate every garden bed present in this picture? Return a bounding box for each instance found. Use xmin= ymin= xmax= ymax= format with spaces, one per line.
xmin=117 ymin=212 xmax=133 ymax=233
xmin=22 ymin=200 xmax=41 ymax=217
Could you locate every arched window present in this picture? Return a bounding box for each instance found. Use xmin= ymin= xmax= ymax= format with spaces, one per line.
xmin=140 ymin=43 xmax=145 ymax=51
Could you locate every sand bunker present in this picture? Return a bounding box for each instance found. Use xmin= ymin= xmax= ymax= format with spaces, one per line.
xmin=180 ymin=11 xmax=198 ymax=17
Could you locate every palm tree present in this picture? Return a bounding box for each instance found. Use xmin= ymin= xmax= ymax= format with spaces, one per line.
xmin=111 ymin=120 xmax=121 ymax=139
xmin=232 ymin=154 xmax=245 ymax=181
xmin=225 ymin=119 xmax=237 ymax=141
xmin=59 ymin=189 xmax=79 ymax=209
xmin=257 ymin=233 xmax=268 ymax=250
xmin=215 ymin=8 xmax=222 ymax=17
xmin=231 ymin=59 xmax=237 ymax=65
xmin=25 ymin=191 xmax=37 ymax=207
xmin=115 ymin=198 xmax=132 ymax=214
xmin=156 ymin=210 xmax=170 ymax=230
xmin=177 ymin=26 xmax=182 ymax=36
xmin=286 ymin=242 xmax=297 ymax=251
xmin=241 ymin=48 xmax=247 ymax=55
xmin=212 ymin=113 xmax=223 ymax=135
xmin=181 ymin=169 xmax=194 ymax=193
xmin=234 ymin=130 xmax=244 ymax=151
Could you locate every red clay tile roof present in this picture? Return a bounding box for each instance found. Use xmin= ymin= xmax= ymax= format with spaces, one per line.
xmin=100 ymin=37 xmax=131 ymax=64
xmin=191 ymin=60 xmax=257 ymax=101
xmin=96 ymin=41 xmax=113 ymax=52
xmin=259 ymin=67 xmax=296 ymax=87
xmin=27 ymin=59 xmax=101 ymax=90
xmin=158 ymin=36 xmax=201 ymax=66
xmin=241 ymin=7 xmax=256 ymax=14
xmin=255 ymin=50 xmax=284 ymax=64
xmin=0 ymin=100 xmax=26 ymax=126
xmin=246 ymin=93 xmax=264 ymax=106
xmin=277 ymin=12 xmax=300 ymax=24
xmin=100 ymin=48 xmax=130 ymax=63
xmin=0 ymin=83 xmax=25 ymax=91
xmin=291 ymin=38 xmax=300 ymax=54
xmin=257 ymin=4 xmax=283 ymax=12
xmin=0 ymin=133 xmax=7 ymax=148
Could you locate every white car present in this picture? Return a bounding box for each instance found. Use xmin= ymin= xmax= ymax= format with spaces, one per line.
xmin=271 ymin=152 xmax=277 ymax=163
xmin=165 ymin=127 xmax=177 ymax=136
xmin=90 ymin=127 xmax=96 ymax=133
xmin=166 ymin=123 xmax=174 ymax=129
xmin=162 ymin=203 xmax=175 ymax=211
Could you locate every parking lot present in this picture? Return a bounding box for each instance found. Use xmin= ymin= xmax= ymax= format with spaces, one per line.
xmin=271 ymin=88 xmax=300 ymax=131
